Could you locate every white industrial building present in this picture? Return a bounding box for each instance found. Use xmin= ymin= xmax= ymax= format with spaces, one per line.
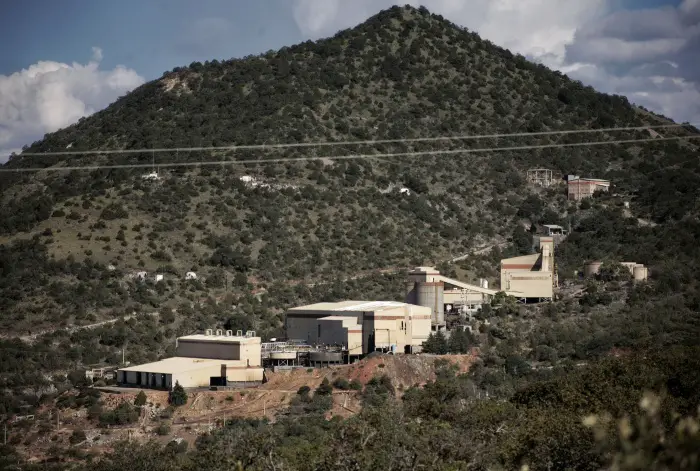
xmin=285 ymin=301 xmax=432 ymax=355
xmin=500 ymin=237 xmax=556 ymax=302
xmin=116 ymin=330 xmax=264 ymax=389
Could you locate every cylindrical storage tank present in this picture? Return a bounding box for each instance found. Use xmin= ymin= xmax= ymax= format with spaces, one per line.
xmin=633 ymin=266 xmax=648 ymax=282
xmin=416 ymin=282 xmax=444 ymax=325
xmin=270 ymin=352 xmax=297 ymax=360
xmin=405 ymin=282 xmax=417 ymax=304
xmin=584 ymin=261 xmax=602 ymax=278
xmin=308 ymin=351 xmax=343 ymax=364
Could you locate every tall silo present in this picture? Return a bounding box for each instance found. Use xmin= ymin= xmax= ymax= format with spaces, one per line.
xmin=416 ymin=281 xmax=445 ymax=326
xmin=583 ymin=261 xmax=602 ymax=278
xmin=405 ymin=282 xmax=417 ymax=305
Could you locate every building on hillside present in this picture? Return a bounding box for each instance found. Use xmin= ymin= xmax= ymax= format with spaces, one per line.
xmin=567 ymin=175 xmax=611 ymax=201
xmin=116 ymin=330 xmax=264 ymax=390
xmin=285 ymin=301 xmax=432 ymax=356
xmin=500 ymin=237 xmax=556 ymax=302
xmin=405 ymin=267 xmax=497 ymax=327
xmin=532 ymin=224 xmax=569 ymax=251
xmin=542 ymin=224 xmax=567 ymax=236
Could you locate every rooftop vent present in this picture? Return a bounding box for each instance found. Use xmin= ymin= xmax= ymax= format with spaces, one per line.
xmin=226 ymin=330 xmax=233 ymax=336
xmin=216 ymin=329 xmax=223 ymax=336
xmin=245 ymin=330 xmax=256 ymax=338
xmin=205 ymin=329 xmax=213 ymax=336
xmin=236 ymin=330 xmax=243 ymax=337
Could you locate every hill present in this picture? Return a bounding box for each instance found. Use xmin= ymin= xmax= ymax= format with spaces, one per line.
xmin=1 ymin=4 xmax=700 ymax=426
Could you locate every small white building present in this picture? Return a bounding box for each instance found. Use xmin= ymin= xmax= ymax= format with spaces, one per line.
xmin=154 ymin=274 xmax=164 ymax=283
xmin=142 ymin=172 xmax=160 ymax=181
xmin=185 ymin=272 xmax=198 ymax=280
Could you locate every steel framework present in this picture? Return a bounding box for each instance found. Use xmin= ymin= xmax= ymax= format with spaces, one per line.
xmin=527 ymin=168 xmax=554 ymax=187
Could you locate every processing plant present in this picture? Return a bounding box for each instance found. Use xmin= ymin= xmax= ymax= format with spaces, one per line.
xmin=116 ymin=330 xmax=264 ymax=389
xmin=500 ymin=236 xmax=556 ymax=302
xmin=405 ymin=266 xmax=497 ymax=330
xmin=284 ymin=301 xmax=432 ymax=357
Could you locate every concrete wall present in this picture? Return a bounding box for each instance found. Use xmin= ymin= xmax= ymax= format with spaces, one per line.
xmin=239 ymin=340 xmax=262 ymax=367
xmin=502 ymin=272 xmax=554 ymax=299
xmin=174 ymin=339 xmax=261 ymax=366
xmin=286 ymin=315 xmax=324 ymax=344
xmin=318 ymin=318 xmax=350 ymax=347
xmin=366 ymin=305 xmax=431 ymax=354
xmin=119 ymin=370 xmax=173 ymax=389
xmin=176 ymin=339 xmax=240 ymax=360
xmin=172 ymin=364 xmax=224 ymax=388
xmin=225 ymin=367 xmax=264 ymax=383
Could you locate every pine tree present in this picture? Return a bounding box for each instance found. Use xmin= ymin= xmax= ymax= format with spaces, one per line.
xmin=134 ymin=390 xmax=147 ymax=407
xmin=423 ymin=331 xmax=448 ymax=354
xmin=168 ymin=381 xmax=188 ymax=406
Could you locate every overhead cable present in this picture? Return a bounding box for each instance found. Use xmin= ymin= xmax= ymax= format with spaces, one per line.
xmin=2 ymin=135 xmax=698 ymax=173
xmin=13 ymin=122 xmax=698 ymax=157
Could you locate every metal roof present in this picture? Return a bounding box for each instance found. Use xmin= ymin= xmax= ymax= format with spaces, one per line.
xmin=288 ymin=300 xmax=415 ymax=313
xmin=331 ymin=301 xmax=406 ymax=311
xmin=287 ymin=301 xmax=430 ymax=317
xmin=118 ymin=357 xmax=249 ymax=374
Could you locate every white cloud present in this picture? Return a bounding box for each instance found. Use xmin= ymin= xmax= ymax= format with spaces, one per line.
xmin=291 ymin=0 xmax=700 ymax=125
xmin=0 ymin=49 xmax=145 ymax=163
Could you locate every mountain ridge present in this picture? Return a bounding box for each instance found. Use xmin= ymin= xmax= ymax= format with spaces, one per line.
xmin=0 ymin=3 xmax=699 ymax=383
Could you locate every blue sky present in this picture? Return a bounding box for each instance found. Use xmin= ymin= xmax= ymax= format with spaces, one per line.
xmin=1 ymin=0 xmax=698 ymax=160
xmin=0 ymin=0 xmax=303 ymax=79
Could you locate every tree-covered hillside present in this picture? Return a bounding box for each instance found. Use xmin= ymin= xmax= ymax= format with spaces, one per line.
xmin=1 ymin=4 xmax=699 ymax=427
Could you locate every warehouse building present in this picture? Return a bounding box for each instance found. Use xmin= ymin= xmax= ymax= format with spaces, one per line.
xmin=500 ymin=237 xmax=556 ymax=302
xmin=116 ymin=330 xmax=264 ymax=390
xmin=405 ymin=267 xmax=497 ymax=329
xmin=567 ymin=175 xmax=611 ymax=201
xmin=285 ymin=301 xmax=432 ymax=356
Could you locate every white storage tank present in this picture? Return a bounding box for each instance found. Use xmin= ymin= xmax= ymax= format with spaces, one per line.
xmin=633 ymin=265 xmax=648 ymax=282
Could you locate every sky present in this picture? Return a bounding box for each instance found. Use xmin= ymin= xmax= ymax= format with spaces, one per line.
xmin=1 ymin=0 xmax=699 ymax=161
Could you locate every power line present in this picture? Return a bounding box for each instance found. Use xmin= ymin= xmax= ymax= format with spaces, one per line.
xmin=13 ymin=122 xmax=698 ymax=157
xmin=2 ymin=135 xmax=698 ymax=173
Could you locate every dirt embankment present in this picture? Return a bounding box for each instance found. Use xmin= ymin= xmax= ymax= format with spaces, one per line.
xmin=105 ymin=352 xmax=478 ymax=418
xmin=16 ymin=353 xmax=477 ymax=461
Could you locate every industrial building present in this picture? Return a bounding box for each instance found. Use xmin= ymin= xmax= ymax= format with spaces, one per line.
xmin=284 ymin=301 xmax=432 ymax=356
xmin=500 ymin=237 xmax=556 ymax=302
xmin=567 ymin=175 xmax=611 ymax=201
xmin=405 ymin=267 xmax=497 ymax=329
xmin=116 ymin=330 xmax=264 ymax=389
